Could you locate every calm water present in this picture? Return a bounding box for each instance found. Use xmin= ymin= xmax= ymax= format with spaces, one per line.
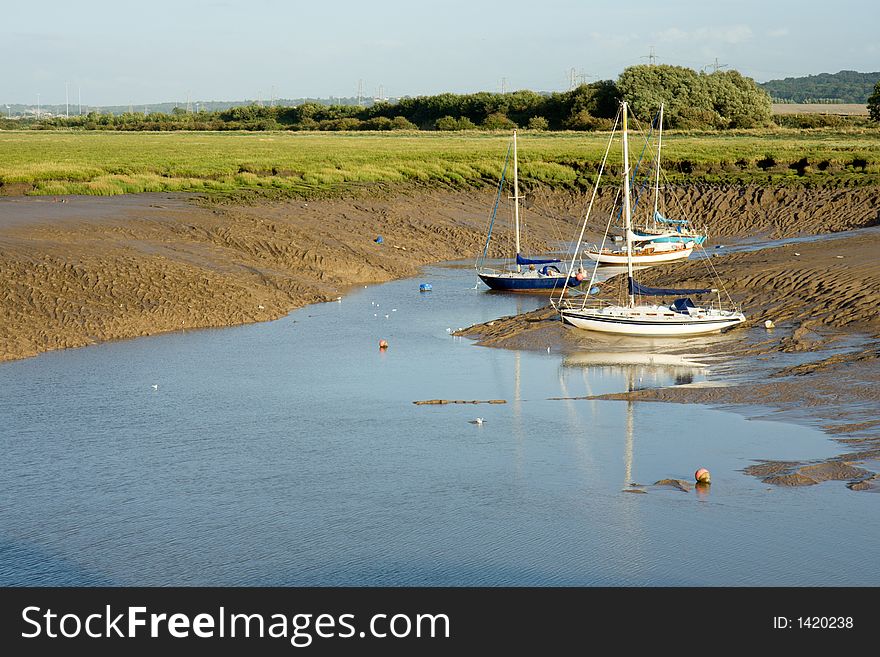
xmin=1 ymin=262 xmax=876 ymax=586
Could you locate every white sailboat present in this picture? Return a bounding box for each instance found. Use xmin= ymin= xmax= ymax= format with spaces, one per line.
xmin=553 ymin=102 xmax=745 ymax=337
xmin=633 ymin=103 xmax=708 ymax=246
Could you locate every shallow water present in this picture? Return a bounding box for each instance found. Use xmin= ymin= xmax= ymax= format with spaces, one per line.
xmin=1 ymin=262 xmax=876 ymax=586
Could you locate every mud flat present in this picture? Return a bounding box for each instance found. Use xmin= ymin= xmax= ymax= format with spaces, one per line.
xmin=0 ymin=189 xmax=557 ymax=362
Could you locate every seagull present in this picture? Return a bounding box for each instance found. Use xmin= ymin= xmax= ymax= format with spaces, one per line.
xmin=547 ymin=346 xmax=551 ymax=353
xmin=384 ymin=314 xmax=389 ymax=318
xmin=446 ymin=328 xmax=452 ymax=333
xmin=151 ymin=384 xmax=158 ymax=390
xmin=470 ymin=417 xmax=484 ymax=425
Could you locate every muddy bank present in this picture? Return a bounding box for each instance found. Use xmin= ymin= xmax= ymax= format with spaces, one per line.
xmin=0 ymin=189 xmax=557 ymax=362
xmin=525 ymin=183 xmax=880 ymax=239
xmin=2 ymin=183 xmax=878 ymax=365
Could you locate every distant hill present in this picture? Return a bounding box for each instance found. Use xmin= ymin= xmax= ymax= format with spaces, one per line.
xmin=760 ymin=70 xmax=880 ymax=104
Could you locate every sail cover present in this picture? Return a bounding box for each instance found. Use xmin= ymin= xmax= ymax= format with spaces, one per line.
xmin=516 ymin=253 xmax=561 ymax=266
xmin=654 ymin=210 xmax=689 ymax=225
xmin=628 ymin=277 xmax=712 ymax=296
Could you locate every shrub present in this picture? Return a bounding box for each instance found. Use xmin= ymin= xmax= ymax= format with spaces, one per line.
xmin=481 ymin=112 xmax=517 ymax=130
xmin=527 ymin=116 xmax=549 ymax=131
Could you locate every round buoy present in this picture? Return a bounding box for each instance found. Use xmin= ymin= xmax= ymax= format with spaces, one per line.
xmin=695 ymin=468 xmax=711 ymax=484
xmin=378 ymin=339 xmax=388 ymax=349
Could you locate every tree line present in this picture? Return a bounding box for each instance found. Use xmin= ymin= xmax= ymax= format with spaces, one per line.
xmin=6 ymin=65 xmax=787 ymax=132
xmin=760 ymin=70 xmax=880 ymax=104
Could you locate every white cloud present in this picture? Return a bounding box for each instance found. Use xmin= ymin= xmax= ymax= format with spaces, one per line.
xmin=587 ymin=31 xmax=641 ymax=49
xmin=766 ymin=27 xmax=790 ymax=38
xmin=655 ymin=24 xmax=754 ymax=45
xmin=656 ymin=27 xmax=687 ymax=42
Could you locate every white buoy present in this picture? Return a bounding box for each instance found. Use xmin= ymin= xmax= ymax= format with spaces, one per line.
xmin=151 ymin=384 xmax=158 ymax=390
xmin=764 ymin=319 xmax=775 ymax=329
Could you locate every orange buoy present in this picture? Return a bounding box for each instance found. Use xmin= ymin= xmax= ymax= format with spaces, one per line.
xmin=378 ymin=339 xmax=389 ymax=349
xmin=695 ymin=468 xmax=711 ymax=484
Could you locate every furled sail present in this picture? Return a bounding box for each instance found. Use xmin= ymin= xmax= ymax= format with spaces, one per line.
xmin=628 ymin=277 xmax=713 ymax=296
xmin=654 ymin=210 xmax=689 ymax=225
xmin=516 ymin=253 xmax=561 ymax=266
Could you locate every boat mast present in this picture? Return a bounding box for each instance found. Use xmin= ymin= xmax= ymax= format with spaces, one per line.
xmin=513 ymin=129 xmax=522 ymax=272
xmin=622 ymin=102 xmax=634 ymax=308
xmin=652 ymin=103 xmax=663 ymax=229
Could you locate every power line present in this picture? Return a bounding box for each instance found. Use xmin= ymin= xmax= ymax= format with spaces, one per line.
xmin=702 ymin=57 xmax=728 ymax=73
xmin=566 ymin=68 xmax=594 ymax=90
xmin=641 ymin=46 xmax=658 ymax=66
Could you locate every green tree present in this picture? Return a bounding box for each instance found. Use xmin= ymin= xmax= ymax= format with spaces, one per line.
xmin=527 ymin=116 xmax=549 ymax=130
xmin=564 ymin=110 xmax=612 ymax=131
xmin=435 ymin=115 xmax=459 ymax=131
xmin=390 ymin=116 xmax=418 ymax=130
xmin=869 ymin=81 xmax=880 ymax=121
xmin=481 ymin=112 xmax=516 ymax=130
xmin=435 ymin=115 xmax=476 ymax=130
xmin=362 ymin=116 xmax=394 ymax=130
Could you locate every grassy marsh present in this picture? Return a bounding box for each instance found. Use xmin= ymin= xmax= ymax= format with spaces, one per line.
xmin=1 ymin=128 xmax=878 ymax=198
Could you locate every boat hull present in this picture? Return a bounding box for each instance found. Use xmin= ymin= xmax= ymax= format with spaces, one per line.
xmin=560 ymin=308 xmax=744 ymax=336
xmin=633 ymin=231 xmax=707 ymax=245
xmin=584 ymin=246 xmax=693 ymax=265
xmin=479 ymin=272 xmax=581 ymax=291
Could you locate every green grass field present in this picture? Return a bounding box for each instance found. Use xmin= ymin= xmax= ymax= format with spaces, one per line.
xmin=1 ymin=128 xmax=878 ymax=197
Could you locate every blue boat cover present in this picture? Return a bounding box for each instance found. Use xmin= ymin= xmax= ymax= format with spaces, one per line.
xmin=516 ymin=253 xmax=561 ymax=266
xmin=654 ymin=210 xmax=689 ymax=226
xmin=628 ymin=277 xmax=711 ymax=296
xmin=671 ymin=298 xmax=696 ymax=313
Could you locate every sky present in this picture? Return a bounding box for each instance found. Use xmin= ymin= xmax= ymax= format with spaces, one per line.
xmin=2 ymin=0 xmax=878 ymax=107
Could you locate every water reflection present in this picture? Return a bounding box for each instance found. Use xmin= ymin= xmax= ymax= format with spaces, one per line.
xmin=562 ymin=350 xmax=708 ymax=489
xmin=563 ymin=350 xmax=708 ymax=388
